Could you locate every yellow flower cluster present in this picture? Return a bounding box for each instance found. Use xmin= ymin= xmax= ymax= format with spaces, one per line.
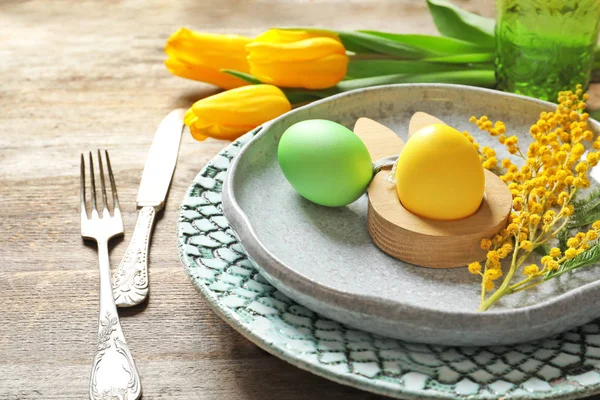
xmin=462 ymin=120 xmax=511 ymax=171
xmin=533 ymin=226 xmax=600 ymax=274
xmin=466 ymin=86 xmax=600 ymax=311
xmin=523 ymin=264 xmax=539 ymax=277
xmin=468 ymin=239 xmax=513 ymax=291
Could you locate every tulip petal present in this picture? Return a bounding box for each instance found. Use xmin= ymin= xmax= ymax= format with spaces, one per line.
xmin=165 ymin=57 xmax=249 ymax=89
xmin=184 ymin=85 xmax=291 ymax=141
xmin=247 ymin=34 xmax=349 ymax=89
xmin=249 ymin=53 xmax=348 ymax=89
xmin=247 ymin=37 xmax=346 ymax=62
xmin=164 ymin=28 xmax=252 ymax=89
xmin=165 ymin=28 xmax=250 ymax=71
xmin=253 ymin=29 xmax=342 ymax=44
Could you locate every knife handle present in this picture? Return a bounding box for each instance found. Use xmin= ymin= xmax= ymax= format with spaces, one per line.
xmin=112 ymin=206 xmax=156 ymax=307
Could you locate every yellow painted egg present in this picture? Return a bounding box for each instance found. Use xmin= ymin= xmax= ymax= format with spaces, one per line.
xmin=395 ymin=124 xmax=484 ymax=221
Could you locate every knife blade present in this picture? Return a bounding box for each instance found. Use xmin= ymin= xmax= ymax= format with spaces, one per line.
xmin=136 ymin=108 xmax=186 ymax=208
xmin=112 ymin=109 xmax=185 ymax=307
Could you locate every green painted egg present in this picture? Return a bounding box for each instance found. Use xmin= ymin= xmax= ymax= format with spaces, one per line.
xmin=277 ymin=119 xmax=373 ymax=207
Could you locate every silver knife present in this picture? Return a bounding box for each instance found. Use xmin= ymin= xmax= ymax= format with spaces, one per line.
xmin=112 ymin=109 xmax=185 ymax=307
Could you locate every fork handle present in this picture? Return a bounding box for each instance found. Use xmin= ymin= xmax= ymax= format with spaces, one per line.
xmin=112 ymin=206 xmax=156 ymax=307
xmin=90 ymin=241 xmax=141 ymax=400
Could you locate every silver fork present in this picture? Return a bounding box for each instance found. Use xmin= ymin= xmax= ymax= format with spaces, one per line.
xmin=81 ymin=150 xmax=142 ymax=400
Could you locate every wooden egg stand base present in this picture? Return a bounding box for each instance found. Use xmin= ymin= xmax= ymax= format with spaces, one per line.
xmin=354 ymin=114 xmax=513 ymax=269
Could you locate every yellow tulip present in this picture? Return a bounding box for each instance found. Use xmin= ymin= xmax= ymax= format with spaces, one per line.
xmin=246 ymin=29 xmax=349 ymax=90
xmin=253 ymin=29 xmax=342 ymax=44
xmin=184 ymin=84 xmax=292 ymax=141
xmin=165 ymin=28 xmax=251 ymax=89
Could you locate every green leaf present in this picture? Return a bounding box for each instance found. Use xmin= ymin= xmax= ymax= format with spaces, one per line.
xmin=346 ymin=59 xmax=486 ymax=79
xmin=359 ymin=31 xmax=489 ymax=55
xmin=273 ymin=26 xmax=375 ymax=54
xmin=337 ymin=31 xmax=429 ymax=58
xmin=593 ymin=47 xmax=600 ymax=81
xmin=534 ymin=244 xmax=550 ymax=257
xmin=426 ymin=0 xmax=495 ymax=48
xmin=221 ymin=69 xmax=262 ymax=84
xmin=423 ymin=53 xmax=495 ymax=64
xmin=569 ymin=189 xmax=600 ymax=229
xmin=335 ymin=35 xmax=375 ymax=54
xmin=557 ymin=228 xmax=571 ymax=252
xmin=567 ymin=207 xmax=600 ymax=229
xmin=590 ymin=109 xmax=600 ymax=121
xmin=274 ymin=26 xmax=494 ymax=57
xmin=545 ymin=241 xmax=600 ymax=280
xmin=574 ymin=187 xmax=600 ymax=214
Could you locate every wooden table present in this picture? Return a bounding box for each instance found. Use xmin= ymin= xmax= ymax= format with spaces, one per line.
xmin=1 ymin=1 xmax=599 ymax=399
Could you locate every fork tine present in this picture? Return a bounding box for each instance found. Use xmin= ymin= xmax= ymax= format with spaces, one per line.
xmin=88 ymin=152 xmax=97 ymax=213
xmin=80 ymin=154 xmax=87 ymax=218
xmin=105 ymin=150 xmax=120 ymax=210
xmin=97 ymin=149 xmax=108 ymax=212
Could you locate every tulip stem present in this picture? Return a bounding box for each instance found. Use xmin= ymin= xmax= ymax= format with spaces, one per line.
xmin=335 ymin=69 xmax=496 ymax=92
xmin=346 ymin=58 xmax=492 ymax=79
xmin=282 ymin=70 xmax=496 ymax=105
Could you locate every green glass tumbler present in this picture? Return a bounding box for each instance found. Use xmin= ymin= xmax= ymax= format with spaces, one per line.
xmin=495 ymin=0 xmax=600 ymax=101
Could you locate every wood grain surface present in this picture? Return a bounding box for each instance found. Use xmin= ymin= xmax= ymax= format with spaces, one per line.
xmin=1 ymin=1 xmax=599 ymax=399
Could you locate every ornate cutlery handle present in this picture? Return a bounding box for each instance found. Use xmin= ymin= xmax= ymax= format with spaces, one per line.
xmin=91 ymin=242 xmax=141 ymax=400
xmin=112 ymin=206 xmax=156 ymax=307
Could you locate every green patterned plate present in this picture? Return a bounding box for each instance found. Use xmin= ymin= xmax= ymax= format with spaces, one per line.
xmin=177 ymin=131 xmax=600 ymax=400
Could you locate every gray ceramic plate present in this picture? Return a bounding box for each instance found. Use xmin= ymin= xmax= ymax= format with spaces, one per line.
xmin=222 ymin=84 xmax=600 ymax=347
xmin=177 ymin=133 xmax=600 ymax=399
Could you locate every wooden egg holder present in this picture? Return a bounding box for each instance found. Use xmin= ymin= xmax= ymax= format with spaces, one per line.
xmin=354 ymin=113 xmax=513 ymax=269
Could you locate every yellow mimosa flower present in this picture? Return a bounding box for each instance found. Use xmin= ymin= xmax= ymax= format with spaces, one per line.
xmin=246 ymin=29 xmax=349 ymax=90
xmin=184 ymin=84 xmax=291 ymax=141
xmin=165 ymin=28 xmax=251 ymax=89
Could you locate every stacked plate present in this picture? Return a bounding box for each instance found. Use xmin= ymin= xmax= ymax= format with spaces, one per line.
xmin=177 ymin=84 xmax=600 ymax=400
